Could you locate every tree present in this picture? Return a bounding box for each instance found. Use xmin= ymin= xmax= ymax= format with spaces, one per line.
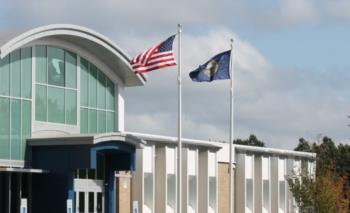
xmin=288 ymin=172 xmax=349 ymax=213
xmin=233 ymin=134 xmax=265 ymax=147
xmin=288 ymin=136 xmax=350 ymax=212
xmin=294 ymin=138 xmax=312 ymax=152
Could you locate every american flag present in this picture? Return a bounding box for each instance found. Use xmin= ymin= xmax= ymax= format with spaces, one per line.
xmin=131 ymin=35 xmax=177 ymax=74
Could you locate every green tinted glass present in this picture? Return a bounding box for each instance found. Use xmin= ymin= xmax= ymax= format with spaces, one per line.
xmin=97 ymin=71 xmax=106 ymax=109
xmin=88 ymin=109 xmax=97 ymax=133
xmin=21 ymin=47 xmax=32 ymax=98
xmin=89 ymin=65 xmax=97 ymax=107
xmin=66 ymin=51 xmax=77 ymax=88
xmin=36 ymin=46 xmax=47 ymax=83
xmin=11 ymin=50 xmax=21 ymax=97
xmin=48 ymin=86 xmax=65 ymax=123
xmin=80 ymin=58 xmax=89 ymax=106
xmin=106 ymin=79 xmax=115 ymax=110
xmin=47 ymin=47 xmax=65 ymax=86
xmin=21 ymin=100 xmax=31 ymax=159
xmin=11 ymin=99 xmax=21 ymax=160
xmin=35 ymin=85 xmax=47 ymax=121
xmin=97 ymin=110 xmax=106 ymax=133
xmin=66 ymin=90 xmax=77 ymax=125
xmin=0 ymin=98 xmax=10 ymax=159
xmin=106 ymin=112 xmax=115 ymax=132
xmin=0 ymin=55 xmax=10 ymax=96
xmin=80 ymin=108 xmax=88 ymax=133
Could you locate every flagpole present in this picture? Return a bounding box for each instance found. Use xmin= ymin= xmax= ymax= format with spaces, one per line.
xmin=229 ymin=38 xmax=234 ymax=213
xmin=177 ymin=23 xmax=183 ymax=213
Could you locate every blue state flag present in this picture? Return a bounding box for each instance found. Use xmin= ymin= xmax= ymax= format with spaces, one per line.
xmin=189 ymin=50 xmax=231 ymax=82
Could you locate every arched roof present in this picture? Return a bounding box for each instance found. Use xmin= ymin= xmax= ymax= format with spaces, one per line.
xmin=0 ymin=24 xmax=146 ymax=87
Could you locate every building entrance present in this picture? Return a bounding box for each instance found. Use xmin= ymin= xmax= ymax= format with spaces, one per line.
xmin=74 ymin=169 xmax=104 ymax=213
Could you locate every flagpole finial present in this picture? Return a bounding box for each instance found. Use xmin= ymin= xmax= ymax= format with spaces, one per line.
xmin=230 ymin=38 xmax=234 ymax=48
xmin=178 ymin=24 xmax=182 ymax=33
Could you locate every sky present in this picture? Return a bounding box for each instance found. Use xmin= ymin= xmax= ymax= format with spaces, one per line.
xmin=1 ymin=0 xmax=350 ymax=149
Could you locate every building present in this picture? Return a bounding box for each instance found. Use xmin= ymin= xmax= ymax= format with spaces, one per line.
xmin=0 ymin=24 xmax=316 ymax=213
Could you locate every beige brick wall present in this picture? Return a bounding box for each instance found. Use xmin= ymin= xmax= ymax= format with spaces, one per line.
xmin=218 ymin=162 xmax=235 ymax=213
xmin=116 ymin=171 xmax=132 ymax=213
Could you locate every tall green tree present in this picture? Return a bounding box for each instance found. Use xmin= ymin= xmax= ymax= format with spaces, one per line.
xmin=294 ymin=138 xmax=312 ymax=152
xmin=233 ymin=134 xmax=265 ymax=147
xmin=288 ymin=136 xmax=350 ymax=212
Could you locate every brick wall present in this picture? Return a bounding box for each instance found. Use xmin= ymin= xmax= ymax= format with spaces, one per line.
xmin=116 ymin=171 xmax=132 ymax=213
xmin=218 ymin=162 xmax=235 ymax=213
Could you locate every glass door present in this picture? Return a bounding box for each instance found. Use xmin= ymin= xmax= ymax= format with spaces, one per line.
xmin=74 ymin=169 xmax=104 ymax=213
xmin=75 ymin=190 xmax=104 ymax=213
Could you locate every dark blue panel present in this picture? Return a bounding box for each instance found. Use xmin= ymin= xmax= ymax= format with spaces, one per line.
xmin=30 ymin=141 xmax=137 ymax=213
xmin=31 ymin=144 xmax=91 ymax=213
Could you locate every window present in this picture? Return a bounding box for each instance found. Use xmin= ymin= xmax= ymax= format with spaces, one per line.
xmin=208 ymin=152 xmax=217 ymax=213
xmin=188 ymin=150 xmax=197 ymax=213
xmin=308 ymin=161 xmax=315 ymax=178
xmin=0 ymin=48 xmax=32 ymax=161
xmin=262 ymin=157 xmax=270 ymax=213
xmin=80 ymin=58 xmax=115 ymax=134
xmin=293 ymin=160 xmax=301 ymax=213
xmin=35 ymin=46 xmax=77 ymax=125
xmin=166 ymin=147 xmax=176 ymax=213
xmin=278 ymin=159 xmax=286 ymax=213
xmin=143 ymin=146 xmax=154 ymax=213
xmin=245 ymin=155 xmax=254 ymax=213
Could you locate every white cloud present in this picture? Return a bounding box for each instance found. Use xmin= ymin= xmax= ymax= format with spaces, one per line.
xmin=2 ymin=1 xmax=350 ymax=149
xmin=124 ymin=28 xmax=350 ymax=149
xmin=278 ymin=0 xmax=319 ymax=26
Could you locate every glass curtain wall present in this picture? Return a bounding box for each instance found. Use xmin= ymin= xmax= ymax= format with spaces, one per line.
xmin=245 ymin=155 xmax=254 ymax=213
xmin=35 ymin=46 xmax=77 ymax=125
xmin=262 ymin=157 xmax=270 ymax=213
xmin=0 ymin=48 xmax=32 ymax=161
xmin=80 ymin=58 xmax=115 ymax=134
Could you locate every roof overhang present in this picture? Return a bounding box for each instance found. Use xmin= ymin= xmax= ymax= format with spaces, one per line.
xmin=0 ymin=24 xmax=146 ymax=87
xmin=28 ymin=132 xmax=146 ymax=149
xmin=125 ymin=131 xmax=222 ymax=150
xmin=0 ymin=167 xmax=48 ymax=173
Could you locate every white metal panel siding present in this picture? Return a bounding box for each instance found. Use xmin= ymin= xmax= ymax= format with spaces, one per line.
xmin=198 ymin=149 xmax=208 ymax=213
xmin=255 ymin=155 xmax=262 ymax=213
xmin=235 ymin=153 xmax=245 ymax=213
xmin=155 ymin=146 xmax=166 ymax=213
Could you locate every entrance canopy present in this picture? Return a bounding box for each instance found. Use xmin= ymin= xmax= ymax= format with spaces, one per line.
xmin=28 ymin=132 xmax=145 ymax=148
xmin=28 ymin=132 xmax=146 ymax=171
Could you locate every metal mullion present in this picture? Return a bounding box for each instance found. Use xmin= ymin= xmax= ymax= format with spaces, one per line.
xmin=96 ymin=71 xmax=99 ymax=133
xmin=9 ymin=53 xmax=12 ymax=161
xmin=105 ymin=75 xmax=107 ymax=132
xmin=0 ymin=94 xmax=31 ymax=101
xmin=64 ymin=51 xmax=67 ymax=124
xmin=45 ymin=46 xmax=48 ymax=122
xmin=19 ymin=49 xmax=23 ymax=160
xmin=35 ymin=82 xmax=77 ymax=91
xmin=80 ymin=105 xmax=114 ymax=112
xmin=87 ymin=62 xmax=90 ymax=132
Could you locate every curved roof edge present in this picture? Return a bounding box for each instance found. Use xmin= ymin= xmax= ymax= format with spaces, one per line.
xmin=0 ymin=24 xmax=146 ymax=87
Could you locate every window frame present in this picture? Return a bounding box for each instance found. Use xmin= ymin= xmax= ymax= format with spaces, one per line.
xmin=34 ymin=45 xmax=78 ymax=126
xmin=262 ymin=156 xmax=271 ymax=213
xmin=245 ymin=154 xmax=254 ymax=213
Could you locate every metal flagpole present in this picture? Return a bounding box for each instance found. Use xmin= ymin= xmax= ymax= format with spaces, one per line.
xmin=177 ymin=23 xmax=183 ymax=213
xmin=229 ymin=38 xmax=234 ymax=213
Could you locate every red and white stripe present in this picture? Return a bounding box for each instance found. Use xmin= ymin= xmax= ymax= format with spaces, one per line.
xmin=131 ymin=47 xmax=176 ymax=74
